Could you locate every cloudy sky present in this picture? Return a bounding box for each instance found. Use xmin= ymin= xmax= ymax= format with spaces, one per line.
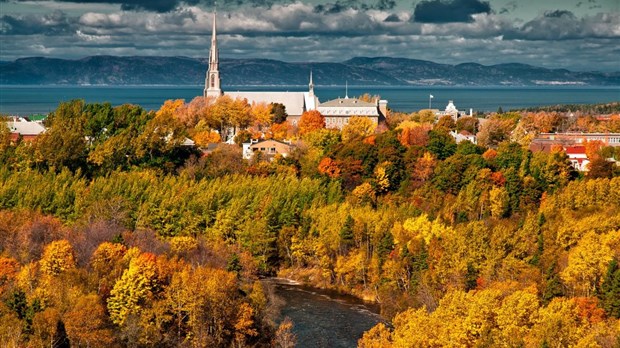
xmin=1 ymin=0 xmax=619 ymax=71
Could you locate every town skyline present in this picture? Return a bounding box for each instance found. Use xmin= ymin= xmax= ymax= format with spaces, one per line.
xmin=1 ymin=0 xmax=619 ymax=72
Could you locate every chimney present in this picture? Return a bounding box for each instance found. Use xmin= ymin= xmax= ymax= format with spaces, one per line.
xmin=379 ymin=100 xmax=388 ymax=117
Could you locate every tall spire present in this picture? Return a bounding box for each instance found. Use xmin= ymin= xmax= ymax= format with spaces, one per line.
xmin=345 ymin=80 xmax=349 ymax=99
xmin=204 ymin=8 xmax=222 ymax=99
xmin=308 ymin=69 xmax=314 ymax=96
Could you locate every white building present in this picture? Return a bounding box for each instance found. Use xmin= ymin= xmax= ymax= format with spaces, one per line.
xmin=450 ymin=130 xmax=477 ymax=144
xmin=201 ymin=11 xmax=386 ymax=132
xmin=436 ymin=100 xmax=472 ymax=121
xmin=317 ymin=96 xmax=386 ymax=130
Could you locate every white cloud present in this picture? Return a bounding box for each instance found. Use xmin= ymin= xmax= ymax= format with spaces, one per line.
xmin=1 ymin=2 xmax=619 ymax=71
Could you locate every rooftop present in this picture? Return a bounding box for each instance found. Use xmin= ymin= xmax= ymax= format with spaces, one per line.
xmin=319 ymin=97 xmax=377 ymax=108
xmin=225 ymin=91 xmax=308 ymax=116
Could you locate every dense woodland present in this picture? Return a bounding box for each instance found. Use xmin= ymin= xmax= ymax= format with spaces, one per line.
xmin=1 ymin=97 xmax=620 ymax=347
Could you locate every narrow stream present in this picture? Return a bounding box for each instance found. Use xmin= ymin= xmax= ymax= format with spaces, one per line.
xmin=267 ymin=278 xmax=384 ymax=348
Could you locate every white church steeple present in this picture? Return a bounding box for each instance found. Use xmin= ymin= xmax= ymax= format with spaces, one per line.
xmin=204 ymin=9 xmax=222 ymax=98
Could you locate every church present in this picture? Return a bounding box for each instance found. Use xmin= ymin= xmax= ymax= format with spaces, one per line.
xmin=203 ymin=11 xmax=387 ymax=130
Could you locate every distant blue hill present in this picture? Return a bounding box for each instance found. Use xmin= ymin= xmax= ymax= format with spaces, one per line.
xmin=1 ymin=56 xmax=618 ymax=86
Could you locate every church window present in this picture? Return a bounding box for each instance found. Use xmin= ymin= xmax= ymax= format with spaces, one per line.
xmin=211 ymin=75 xmax=215 ymax=88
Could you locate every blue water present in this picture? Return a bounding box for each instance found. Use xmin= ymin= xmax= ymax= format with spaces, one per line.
xmin=0 ymin=85 xmax=618 ymax=115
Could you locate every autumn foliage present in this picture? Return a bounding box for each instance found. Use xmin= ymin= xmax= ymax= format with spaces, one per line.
xmin=298 ymin=110 xmax=325 ymax=135
xmin=1 ymin=100 xmax=619 ymax=346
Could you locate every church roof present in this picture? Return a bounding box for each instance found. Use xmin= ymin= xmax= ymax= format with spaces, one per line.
xmin=319 ymin=98 xmax=376 ymax=108
xmin=225 ymin=91 xmax=307 ymax=116
xmin=7 ymin=117 xmax=46 ymax=136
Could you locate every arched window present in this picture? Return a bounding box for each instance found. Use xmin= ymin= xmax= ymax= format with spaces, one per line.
xmin=211 ymin=75 xmax=215 ymax=88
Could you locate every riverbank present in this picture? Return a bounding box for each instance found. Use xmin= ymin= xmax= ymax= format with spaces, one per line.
xmin=277 ymin=268 xmax=380 ymax=309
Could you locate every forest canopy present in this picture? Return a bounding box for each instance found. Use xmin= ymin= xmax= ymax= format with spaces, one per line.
xmin=1 ymin=99 xmax=619 ymax=347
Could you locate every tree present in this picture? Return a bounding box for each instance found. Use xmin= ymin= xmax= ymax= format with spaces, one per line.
xmin=477 ymin=117 xmax=516 ymax=148
xmin=426 ymin=130 xmax=456 ymax=160
xmin=398 ymin=122 xmax=431 ymax=147
xmin=271 ymin=103 xmax=288 ymax=124
xmin=598 ymin=259 xmax=620 ymax=318
xmin=341 ymin=117 xmax=376 ymax=142
xmin=318 ymin=157 xmax=340 ymax=178
xmin=270 ymin=121 xmax=294 ymax=140
xmin=456 ymin=117 xmax=479 ymax=134
xmin=250 ymin=102 xmax=273 ymax=129
xmin=107 ymin=253 xmax=158 ymax=326
xmin=436 ymin=115 xmax=456 ymax=131
xmin=36 ymin=100 xmax=88 ymax=171
xmin=298 ymin=110 xmax=325 ymax=135
xmin=561 ymin=231 xmax=615 ymax=297
xmin=273 ymin=317 xmax=297 ymax=348
xmin=64 ymin=294 xmax=114 ymax=347
xmin=39 ymin=240 xmax=76 ymax=277
xmin=233 ymin=302 xmax=258 ymax=347
xmin=587 ymin=157 xmax=614 ymax=178
xmin=358 ymin=323 xmax=392 ymax=348
xmin=411 ymin=152 xmax=436 ymax=184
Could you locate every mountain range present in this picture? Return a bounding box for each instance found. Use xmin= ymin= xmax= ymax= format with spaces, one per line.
xmin=1 ymin=56 xmax=619 ymax=86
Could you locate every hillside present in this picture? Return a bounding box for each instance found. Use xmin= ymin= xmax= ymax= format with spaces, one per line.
xmin=1 ymin=56 xmax=619 ymax=86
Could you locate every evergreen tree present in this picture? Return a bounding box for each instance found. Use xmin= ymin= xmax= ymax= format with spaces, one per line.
xmin=542 ymin=263 xmax=564 ymax=305
xmin=464 ymin=262 xmax=478 ymax=291
xmin=599 ymin=259 xmax=620 ymax=318
xmin=339 ymin=215 xmax=355 ymax=255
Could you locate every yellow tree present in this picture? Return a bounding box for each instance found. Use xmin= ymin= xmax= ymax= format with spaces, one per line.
xmin=493 ymin=289 xmax=539 ymax=346
xmin=561 ymin=231 xmax=616 ymax=297
xmin=273 ymin=317 xmax=297 ymax=348
xmin=107 ymin=252 xmax=158 ymax=326
xmin=250 ymin=102 xmax=273 ymax=130
xmin=341 ymin=116 xmax=376 ymax=142
xmin=358 ymin=323 xmax=392 ymax=348
xmin=233 ymin=302 xmax=258 ymax=348
xmin=412 ymin=152 xmax=436 ymax=183
xmin=298 ymin=110 xmax=325 ymax=135
xmin=39 ymin=240 xmax=76 ymax=277
xmin=526 ymin=298 xmax=589 ymax=346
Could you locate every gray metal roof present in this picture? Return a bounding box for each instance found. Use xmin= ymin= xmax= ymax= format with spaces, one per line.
xmin=7 ymin=118 xmax=46 ymax=136
xmin=319 ymin=97 xmax=377 ymax=108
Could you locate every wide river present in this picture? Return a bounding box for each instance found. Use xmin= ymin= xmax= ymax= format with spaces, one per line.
xmin=1 ymin=85 xmax=618 ymax=115
xmin=268 ymin=278 xmax=383 ymax=348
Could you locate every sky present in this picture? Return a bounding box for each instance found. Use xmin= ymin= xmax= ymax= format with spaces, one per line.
xmin=1 ymin=0 xmax=619 ymax=71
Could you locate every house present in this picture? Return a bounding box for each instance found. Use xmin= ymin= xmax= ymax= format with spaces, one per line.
xmin=564 ymin=145 xmax=590 ymax=171
xmin=242 ymin=139 xmax=294 ymax=160
xmin=6 ymin=116 xmax=46 ymax=142
xmin=450 ymin=130 xmax=477 ymax=144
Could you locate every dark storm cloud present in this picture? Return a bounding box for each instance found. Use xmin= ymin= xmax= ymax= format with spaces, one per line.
xmin=413 ymin=0 xmax=491 ymax=23
xmin=499 ymin=1 xmax=516 ymax=14
xmin=6 ymin=0 xmax=288 ymax=13
xmin=383 ymin=13 xmax=402 ymax=22
xmin=0 ymin=10 xmax=75 ymax=35
xmin=544 ymin=10 xmax=576 ymax=19
xmin=313 ymin=0 xmax=396 ymax=14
